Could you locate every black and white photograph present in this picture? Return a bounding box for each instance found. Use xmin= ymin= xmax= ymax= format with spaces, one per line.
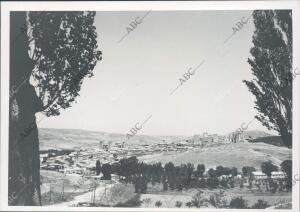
xmin=0 ymin=1 xmax=300 ymax=211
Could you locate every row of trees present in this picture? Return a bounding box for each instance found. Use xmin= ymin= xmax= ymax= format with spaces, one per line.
xmin=95 ymin=157 xmax=292 ymax=193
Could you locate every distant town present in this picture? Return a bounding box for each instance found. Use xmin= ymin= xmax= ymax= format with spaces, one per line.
xmin=40 ymin=132 xmax=254 ymax=175
xmin=38 ymin=130 xmax=292 ymax=208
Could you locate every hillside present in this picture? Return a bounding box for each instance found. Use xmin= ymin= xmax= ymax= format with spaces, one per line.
xmin=39 ymin=128 xmax=291 ymax=170
xmin=138 ymin=142 xmax=292 ymax=170
xmin=249 ymin=135 xmax=285 ymax=147
xmin=39 ymin=128 xmax=275 ymax=150
xmin=38 ymin=128 xmax=189 ymax=150
xmin=243 ymin=130 xmax=273 ymax=139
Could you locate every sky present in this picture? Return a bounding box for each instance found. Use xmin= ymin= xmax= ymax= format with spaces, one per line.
xmin=38 ymin=10 xmax=277 ymax=136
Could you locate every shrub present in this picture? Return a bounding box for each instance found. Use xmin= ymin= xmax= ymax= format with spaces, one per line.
xmin=207 ymin=177 xmax=219 ymax=189
xmin=269 ymin=180 xmax=278 ymax=193
xmin=175 ymin=201 xmax=182 ymax=208
xmin=208 ymin=190 xmax=227 ymax=208
xmin=239 ymin=181 xmax=244 ymax=188
xmin=229 ymin=196 xmax=248 ymax=209
xmin=190 ymin=190 xmax=207 ymax=208
xmin=142 ymin=198 xmax=151 ymax=207
xmin=251 ymin=199 xmax=270 ymax=209
xmin=198 ymin=178 xmax=206 ymax=188
xmin=114 ymin=194 xmax=142 ymax=207
xmin=185 ymin=201 xmax=193 ymax=208
xmin=155 ymin=200 xmax=162 ymax=207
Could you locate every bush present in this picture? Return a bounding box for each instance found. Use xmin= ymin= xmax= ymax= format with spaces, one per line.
xmin=185 ymin=201 xmax=193 ymax=208
xmin=229 ymin=197 xmax=248 ymax=209
xmin=251 ymin=199 xmax=270 ymax=209
xmin=198 ymin=178 xmax=206 ymax=188
xmin=155 ymin=200 xmax=162 ymax=207
xmin=142 ymin=198 xmax=151 ymax=207
xmin=190 ymin=190 xmax=207 ymax=208
xmin=239 ymin=181 xmax=244 ymax=188
xmin=208 ymin=190 xmax=227 ymax=208
xmin=175 ymin=201 xmax=182 ymax=208
xmin=269 ymin=180 xmax=278 ymax=193
xmin=207 ymin=177 xmax=219 ymax=189
xmin=114 ymin=194 xmax=142 ymax=207
xmin=163 ymin=181 xmax=168 ymax=191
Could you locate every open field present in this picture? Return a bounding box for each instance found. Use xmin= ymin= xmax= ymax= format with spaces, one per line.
xmin=138 ymin=142 xmax=292 ymax=170
xmin=140 ymin=187 xmax=291 ymax=208
xmin=41 ymin=170 xmax=138 ymax=207
xmin=40 ymin=170 xmax=94 ymax=205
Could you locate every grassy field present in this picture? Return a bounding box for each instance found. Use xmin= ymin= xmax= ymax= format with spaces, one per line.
xmin=40 ymin=170 xmax=94 ymax=205
xmin=140 ymin=187 xmax=292 ymax=208
xmin=138 ymin=142 xmax=292 ymax=170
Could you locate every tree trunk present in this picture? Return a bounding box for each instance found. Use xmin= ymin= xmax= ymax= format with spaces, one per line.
xmin=9 ymin=11 xmax=42 ymax=206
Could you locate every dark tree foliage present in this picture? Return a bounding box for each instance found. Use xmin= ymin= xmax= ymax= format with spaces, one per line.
xmin=195 ymin=164 xmax=205 ymax=177
xmin=242 ymin=166 xmax=256 ymax=176
xmin=207 ymin=177 xmax=220 ymax=189
xmin=134 ymin=176 xmax=147 ymax=194
xmin=261 ymin=161 xmax=278 ymax=177
xmin=27 ymin=11 xmax=102 ymax=116
xmin=9 ymin=11 xmax=101 ymax=206
xmin=231 ymin=167 xmax=238 ymax=176
xmin=101 ymin=163 xmax=112 ymax=180
xmin=251 ymin=199 xmax=270 ymax=209
xmin=190 ymin=190 xmax=207 ymax=208
xmin=243 ymin=10 xmax=292 ymax=147
xmin=280 ymin=160 xmax=292 ymax=189
xmin=96 ymin=160 xmax=101 ymax=175
xmin=229 ymin=196 xmax=248 ymax=209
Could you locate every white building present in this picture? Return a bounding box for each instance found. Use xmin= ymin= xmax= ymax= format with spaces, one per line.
xmin=251 ymin=171 xmax=286 ymax=180
xmin=251 ymin=171 xmax=268 ymax=180
xmin=271 ymin=171 xmax=286 ymax=179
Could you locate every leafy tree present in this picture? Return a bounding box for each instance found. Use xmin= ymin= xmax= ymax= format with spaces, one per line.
xmin=198 ymin=178 xmax=207 ymax=188
xmin=269 ymin=180 xmax=279 ymax=193
xmin=101 ymin=163 xmax=112 ymax=180
xmin=186 ymin=163 xmax=194 ymax=179
xmin=9 ymin=11 xmax=101 ymax=205
xmin=280 ymin=160 xmax=292 ymax=189
xmin=229 ymin=196 xmax=248 ymax=209
xmin=261 ymin=161 xmax=278 ymax=177
xmin=251 ymin=199 xmax=270 ymax=209
xmin=207 ymin=177 xmax=219 ymax=189
xmin=28 ymin=11 xmax=102 ymax=116
xmin=231 ymin=167 xmax=238 ymax=177
xmin=164 ymin=162 xmax=176 ymax=189
xmin=134 ymin=176 xmax=147 ymax=194
xmin=242 ymin=166 xmax=256 ymax=177
xmin=208 ymin=168 xmax=216 ymax=177
xmin=195 ymin=164 xmax=205 ymax=177
xmin=240 ymin=181 xmax=244 ymax=188
xmin=96 ymin=160 xmax=101 ymax=175
xmin=243 ymin=10 xmax=292 ymax=147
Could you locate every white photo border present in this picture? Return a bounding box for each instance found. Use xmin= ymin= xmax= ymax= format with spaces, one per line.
xmin=1 ymin=1 xmax=299 ymax=211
